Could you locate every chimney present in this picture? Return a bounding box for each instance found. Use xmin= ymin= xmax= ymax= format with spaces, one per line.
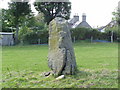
xmin=82 ymin=13 xmax=86 ymax=22
xmin=73 ymin=14 xmax=79 ymax=23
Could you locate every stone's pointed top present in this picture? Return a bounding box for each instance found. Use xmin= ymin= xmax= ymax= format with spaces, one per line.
xmin=53 ymin=17 xmax=66 ymax=24
xmin=56 ymin=12 xmax=62 ymax=17
xmin=56 ymin=12 xmax=66 ymax=19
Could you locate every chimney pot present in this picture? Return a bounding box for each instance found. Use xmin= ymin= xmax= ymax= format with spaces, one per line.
xmin=82 ymin=13 xmax=86 ymax=22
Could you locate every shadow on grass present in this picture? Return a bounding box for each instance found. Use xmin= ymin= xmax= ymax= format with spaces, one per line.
xmin=72 ymin=70 xmax=92 ymax=78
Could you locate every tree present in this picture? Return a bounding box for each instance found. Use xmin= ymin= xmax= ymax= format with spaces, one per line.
xmin=2 ymin=9 xmax=15 ymax=32
xmin=0 ymin=9 xmax=1 ymax=32
xmin=112 ymin=11 xmax=120 ymax=25
xmin=8 ymin=0 xmax=31 ymax=44
xmin=105 ymin=6 xmax=120 ymax=42
xmin=18 ymin=12 xmax=48 ymax=45
xmin=34 ymin=2 xmax=71 ymax=25
xmin=27 ymin=13 xmax=46 ymax=31
xmin=117 ymin=3 xmax=120 ymax=25
xmin=2 ymin=9 xmax=10 ymax=32
xmin=70 ymin=27 xmax=94 ymax=42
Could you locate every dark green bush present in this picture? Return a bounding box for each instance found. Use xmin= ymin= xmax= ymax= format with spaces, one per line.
xmin=70 ymin=27 xmax=120 ymax=42
xmin=37 ymin=30 xmax=48 ymax=44
xmin=70 ymin=27 xmax=100 ymax=41
xmin=22 ymin=32 xmax=39 ymax=44
xmin=70 ymin=27 xmax=92 ymax=41
xmin=22 ymin=30 xmax=48 ymax=44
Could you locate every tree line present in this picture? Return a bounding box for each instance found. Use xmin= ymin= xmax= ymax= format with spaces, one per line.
xmin=2 ymin=0 xmax=71 ymax=44
xmin=1 ymin=0 xmax=120 ymax=45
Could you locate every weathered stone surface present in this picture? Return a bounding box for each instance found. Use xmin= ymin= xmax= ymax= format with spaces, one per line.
xmin=48 ymin=17 xmax=77 ymax=76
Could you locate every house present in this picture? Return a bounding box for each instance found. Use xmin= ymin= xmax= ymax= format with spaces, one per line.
xmin=0 ymin=32 xmax=14 ymax=46
xmin=97 ymin=20 xmax=117 ymax=32
xmin=68 ymin=13 xmax=92 ymax=29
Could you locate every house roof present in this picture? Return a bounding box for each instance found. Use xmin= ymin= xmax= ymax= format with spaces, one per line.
xmin=69 ymin=18 xmax=75 ymax=24
xmin=97 ymin=20 xmax=117 ymax=32
xmin=72 ymin=21 xmax=81 ymax=28
xmin=77 ymin=21 xmax=92 ymax=28
xmin=68 ymin=13 xmax=92 ymax=29
xmin=69 ymin=15 xmax=79 ymax=24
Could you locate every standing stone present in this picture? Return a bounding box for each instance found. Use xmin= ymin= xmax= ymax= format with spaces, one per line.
xmin=48 ymin=17 xmax=77 ymax=76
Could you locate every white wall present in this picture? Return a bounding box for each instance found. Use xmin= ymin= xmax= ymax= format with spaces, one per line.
xmin=0 ymin=34 xmax=14 ymax=46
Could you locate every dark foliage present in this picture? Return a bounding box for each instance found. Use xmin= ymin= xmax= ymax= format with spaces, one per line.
xmin=22 ymin=30 xmax=48 ymax=44
xmin=34 ymin=2 xmax=71 ymax=25
xmin=8 ymin=0 xmax=31 ymax=43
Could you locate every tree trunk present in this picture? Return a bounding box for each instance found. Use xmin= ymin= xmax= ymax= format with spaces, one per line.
xmin=73 ymin=36 xmax=76 ymax=43
xmin=111 ymin=31 xmax=113 ymax=43
xmin=15 ymin=24 xmax=19 ymax=44
xmin=48 ymin=17 xmax=77 ymax=76
xmin=91 ymin=36 xmax=93 ymax=43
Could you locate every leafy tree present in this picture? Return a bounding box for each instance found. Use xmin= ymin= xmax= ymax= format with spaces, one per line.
xmin=90 ymin=29 xmax=101 ymax=40
xmin=112 ymin=9 xmax=120 ymax=25
xmin=105 ymin=26 xmax=119 ymax=42
xmin=18 ymin=26 xmax=32 ymax=44
xmin=105 ymin=6 xmax=120 ymax=42
xmin=27 ymin=13 xmax=46 ymax=31
xmin=18 ymin=13 xmax=48 ymax=45
xmin=34 ymin=2 xmax=71 ymax=25
xmin=8 ymin=0 xmax=31 ymax=43
xmin=116 ymin=6 xmax=120 ymax=25
xmin=70 ymin=27 xmax=93 ymax=41
xmin=0 ymin=9 xmax=1 ymax=32
xmin=118 ymin=10 xmax=120 ymax=25
xmin=2 ymin=9 xmax=15 ymax=32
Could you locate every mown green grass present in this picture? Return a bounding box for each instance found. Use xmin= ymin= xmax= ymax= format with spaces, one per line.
xmin=2 ymin=42 xmax=118 ymax=88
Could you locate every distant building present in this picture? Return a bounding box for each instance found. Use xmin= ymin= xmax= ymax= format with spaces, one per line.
xmin=97 ymin=20 xmax=118 ymax=32
xmin=0 ymin=32 xmax=14 ymax=46
xmin=68 ymin=13 xmax=92 ymax=29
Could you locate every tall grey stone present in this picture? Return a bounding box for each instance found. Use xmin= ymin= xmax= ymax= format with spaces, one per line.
xmin=48 ymin=17 xmax=77 ymax=76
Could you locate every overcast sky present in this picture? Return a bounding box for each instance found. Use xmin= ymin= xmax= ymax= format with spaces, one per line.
xmin=70 ymin=0 xmax=119 ymax=28
xmin=0 ymin=0 xmax=119 ymax=28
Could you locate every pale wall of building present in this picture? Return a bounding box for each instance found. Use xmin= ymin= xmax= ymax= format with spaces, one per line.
xmin=0 ymin=33 xmax=14 ymax=46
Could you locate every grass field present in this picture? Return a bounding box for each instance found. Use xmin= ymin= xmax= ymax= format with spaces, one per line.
xmin=2 ymin=42 xmax=118 ymax=88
